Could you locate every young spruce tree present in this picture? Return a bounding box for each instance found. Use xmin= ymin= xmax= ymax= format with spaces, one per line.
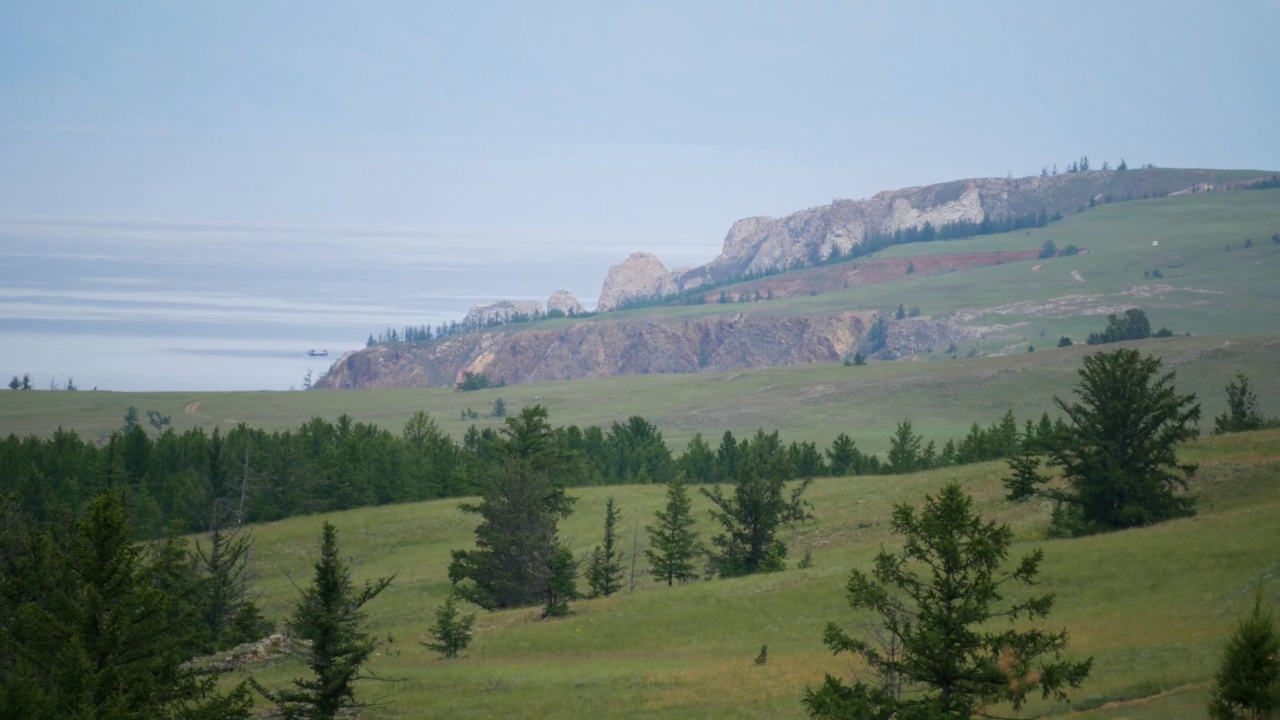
xmin=450 ymin=403 xmax=581 ymax=614
xmin=255 ymin=521 xmax=393 ymax=720
xmin=193 ymin=502 xmax=272 ymax=652
xmin=1208 ymin=589 xmax=1280 ymax=719
xmin=645 ymin=473 xmax=702 ymax=586
xmin=805 ymin=483 xmax=1091 ymax=719
xmin=585 ymin=496 xmax=624 ymax=598
xmin=424 ymin=593 xmax=476 ymax=659
xmin=449 ymin=457 xmax=577 ymax=611
xmin=701 ymin=436 xmax=812 ymax=577
xmin=1213 ymin=374 xmax=1275 ymax=435
xmin=1003 ymin=449 xmax=1044 ymax=502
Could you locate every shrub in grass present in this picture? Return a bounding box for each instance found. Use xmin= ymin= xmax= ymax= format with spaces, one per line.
xmin=424 ymin=593 xmax=476 ymax=659
xmin=1208 ymin=590 xmax=1280 ymax=719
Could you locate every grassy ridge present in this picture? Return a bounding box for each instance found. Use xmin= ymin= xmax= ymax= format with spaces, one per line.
xmin=5 ymin=335 xmax=1279 ymax=458
xmin=231 ymin=429 xmax=1280 ymax=718
xmin=4 ymin=190 xmax=1278 ymax=452
xmin=604 ymin=187 xmax=1280 ymax=333
xmin=6 ymin=178 xmax=1279 ymax=717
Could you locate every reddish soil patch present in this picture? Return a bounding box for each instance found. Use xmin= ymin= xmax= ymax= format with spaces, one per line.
xmin=696 ymin=250 xmax=1040 ymax=303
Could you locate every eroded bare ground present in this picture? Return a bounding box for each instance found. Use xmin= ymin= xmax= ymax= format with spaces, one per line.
xmin=1069 ymin=682 xmax=1206 ymax=715
xmin=692 ymin=250 xmax=1040 ymax=303
xmin=951 ymin=284 xmax=1222 ymax=324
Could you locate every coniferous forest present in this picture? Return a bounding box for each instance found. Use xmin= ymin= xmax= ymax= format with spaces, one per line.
xmin=0 ymin=405 xmax=1058 ymax=539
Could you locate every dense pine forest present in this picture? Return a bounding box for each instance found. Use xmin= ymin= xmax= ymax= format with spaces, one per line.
xmin=0 ymin=404 xmax=1056 ymax=538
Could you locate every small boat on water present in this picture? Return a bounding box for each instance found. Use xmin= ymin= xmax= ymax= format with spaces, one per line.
xmin=307 ymin=349 xmax=329 ymax=357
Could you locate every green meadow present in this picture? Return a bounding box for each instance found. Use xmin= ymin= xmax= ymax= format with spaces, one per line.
xmin=604 ymin=187 xmax=1280 ymax=340
xmin=5 ymin=334 xmax=1278 ymax=460
xmin=4 ymin=181 xmax=1280 ymax=718
xmin=231 ymin=428 xmax=1280 ymax=719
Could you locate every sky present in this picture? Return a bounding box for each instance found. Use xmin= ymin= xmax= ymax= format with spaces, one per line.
xmin=1 ymin=1 xmax=1279 ymax=390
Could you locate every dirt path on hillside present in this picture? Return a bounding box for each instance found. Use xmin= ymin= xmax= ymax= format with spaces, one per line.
xmin=1032 ymin=263 xmax=1043 ymax=272
xmin=1070 ymin=683 xmax=1205 ymax=714
xmin=184 ymin=400 xmax=205 ymax=417
xmin=1071 ymin=270 xmax=1085 ymax=282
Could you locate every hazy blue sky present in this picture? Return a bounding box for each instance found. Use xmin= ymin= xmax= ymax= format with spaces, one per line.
xmin=4 ymin=0 xmax=1279 ymax=262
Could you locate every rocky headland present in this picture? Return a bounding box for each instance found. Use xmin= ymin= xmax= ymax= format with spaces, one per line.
xmin=313 ymin=168 xmax=1241 ymax=389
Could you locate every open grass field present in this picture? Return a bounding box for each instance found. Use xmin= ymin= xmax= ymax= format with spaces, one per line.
xmin=226 ymin=428 xmax=1280 ymax=719
xmin=603 ymin=188 xmax=1280 ymax=342
xmin=4 ymin=334 xmax=1278 ymax=460
xmin=5 ymin=177 xmax=1279 ymax=718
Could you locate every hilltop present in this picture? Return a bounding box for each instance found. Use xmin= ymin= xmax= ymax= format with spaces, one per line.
xmin=229 ymin=428 xmax=1280 ymax=718
xmin=596 ymin=166 xmax=1269 ymax=310
xmin=314 ymin=169 xmax=1280 ymax=390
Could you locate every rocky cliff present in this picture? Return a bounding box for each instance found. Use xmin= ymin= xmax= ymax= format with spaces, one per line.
xmin=593 ymin=168 xmax=1220 ymax=309
xmin=318 ymin=168 xmax=1245 ymax=390
xmin=313 ymin=309 xmax=877 ymax=390
xmin=546 ymin=289 xmax=585 ymax=316
xmin=462 ymin=300 xmax=542 ymax=327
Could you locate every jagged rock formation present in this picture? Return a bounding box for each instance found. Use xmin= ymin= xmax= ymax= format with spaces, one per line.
xmin=546 ymin=289 xmax=585 ymax=316
xmin=595 ymin=169 xmax=1224 ymax=308
xmin=318 ymin=168 xmax=1251 ymax=390
xmin=596 ymin=252 xmax=700 ymax=311
xmin=313 ymin=310 xmax=877 ymax=389
xmin=462 ymin=299 xmax=542 ymax=328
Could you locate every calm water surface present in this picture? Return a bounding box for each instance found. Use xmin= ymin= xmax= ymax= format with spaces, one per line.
xmin=1 ymin=218 xmax=714 ymax=391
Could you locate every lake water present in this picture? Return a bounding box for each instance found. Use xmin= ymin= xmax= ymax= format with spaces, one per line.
xmin=0 ymin=218 xmax=717 ymax=391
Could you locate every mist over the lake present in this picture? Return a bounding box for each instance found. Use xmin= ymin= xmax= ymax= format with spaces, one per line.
xmin=0 ymin=217 xmax=716 ymax=391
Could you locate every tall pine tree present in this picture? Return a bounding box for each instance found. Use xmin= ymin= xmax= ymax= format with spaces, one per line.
xmin=805 ymin=483 xmax=1091 ymax=719
xmin=701 ymin=443 xmax=812 ymax=577
xmin=585 ymin=496 xmax=624 ymax=598
xmin=254 ymin=521 xmax=392 ymax=720
xmin=645 ymin=473 xmax=703 ymax=586
xmin=449 ymin=458 xmax=577 ymax=610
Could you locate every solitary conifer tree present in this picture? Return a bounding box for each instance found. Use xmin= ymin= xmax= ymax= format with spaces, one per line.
xmin=805 ymin=483 xmax=1091 ymax=719
xmin=424 ymin=593 xmax=475 ymax=659
xmin=586 ymin=496 xmax=624 ymax=598
xmin=1208 ymin=590 xmax=1280 ymax=719
xmin=702 ymin=440 xmax=812 ymax=577
xmin=256 ymin=522 xmax=393 ymax=720
xmin=1047 ymin=348 xmax=1200 ymax=534
xmin=645 ymin=474 xmax=702 ymax=586
xmin=1003 ymin=450 xmax=1043 ymax=501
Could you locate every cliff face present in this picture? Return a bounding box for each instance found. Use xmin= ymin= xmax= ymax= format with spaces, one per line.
xmin=313 ymin=310 xmax=876 ymax=390
xmin=318 ymin=169 xmax=1238 ymax=390
xmin=593 ymin=169 xmax=1209 ymax=308
xmin=596 ymin=252 xmax=693 ymax=312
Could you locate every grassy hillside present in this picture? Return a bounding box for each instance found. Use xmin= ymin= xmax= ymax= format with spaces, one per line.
xmin=625 ymin=188 xmax=1280 ymax=349
xmin=5 ymin=334 xmax=1278 ymax=459
xmin=228 ymin=428 xmax=1280 ymax=718
xmin=4 ymin=188 xmax=1277 ymax=446
xmin=5 ymin=176 xmax=1279 ymax=718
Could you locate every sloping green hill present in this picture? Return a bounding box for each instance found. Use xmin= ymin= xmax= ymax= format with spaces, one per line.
xmin=228 ymin=429 xmax=1280 ymax=718
xmin=6 ymin=334 xmax=1278 ymax=458
xmin=621 ymin=188 xmax=1280 ymax=339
